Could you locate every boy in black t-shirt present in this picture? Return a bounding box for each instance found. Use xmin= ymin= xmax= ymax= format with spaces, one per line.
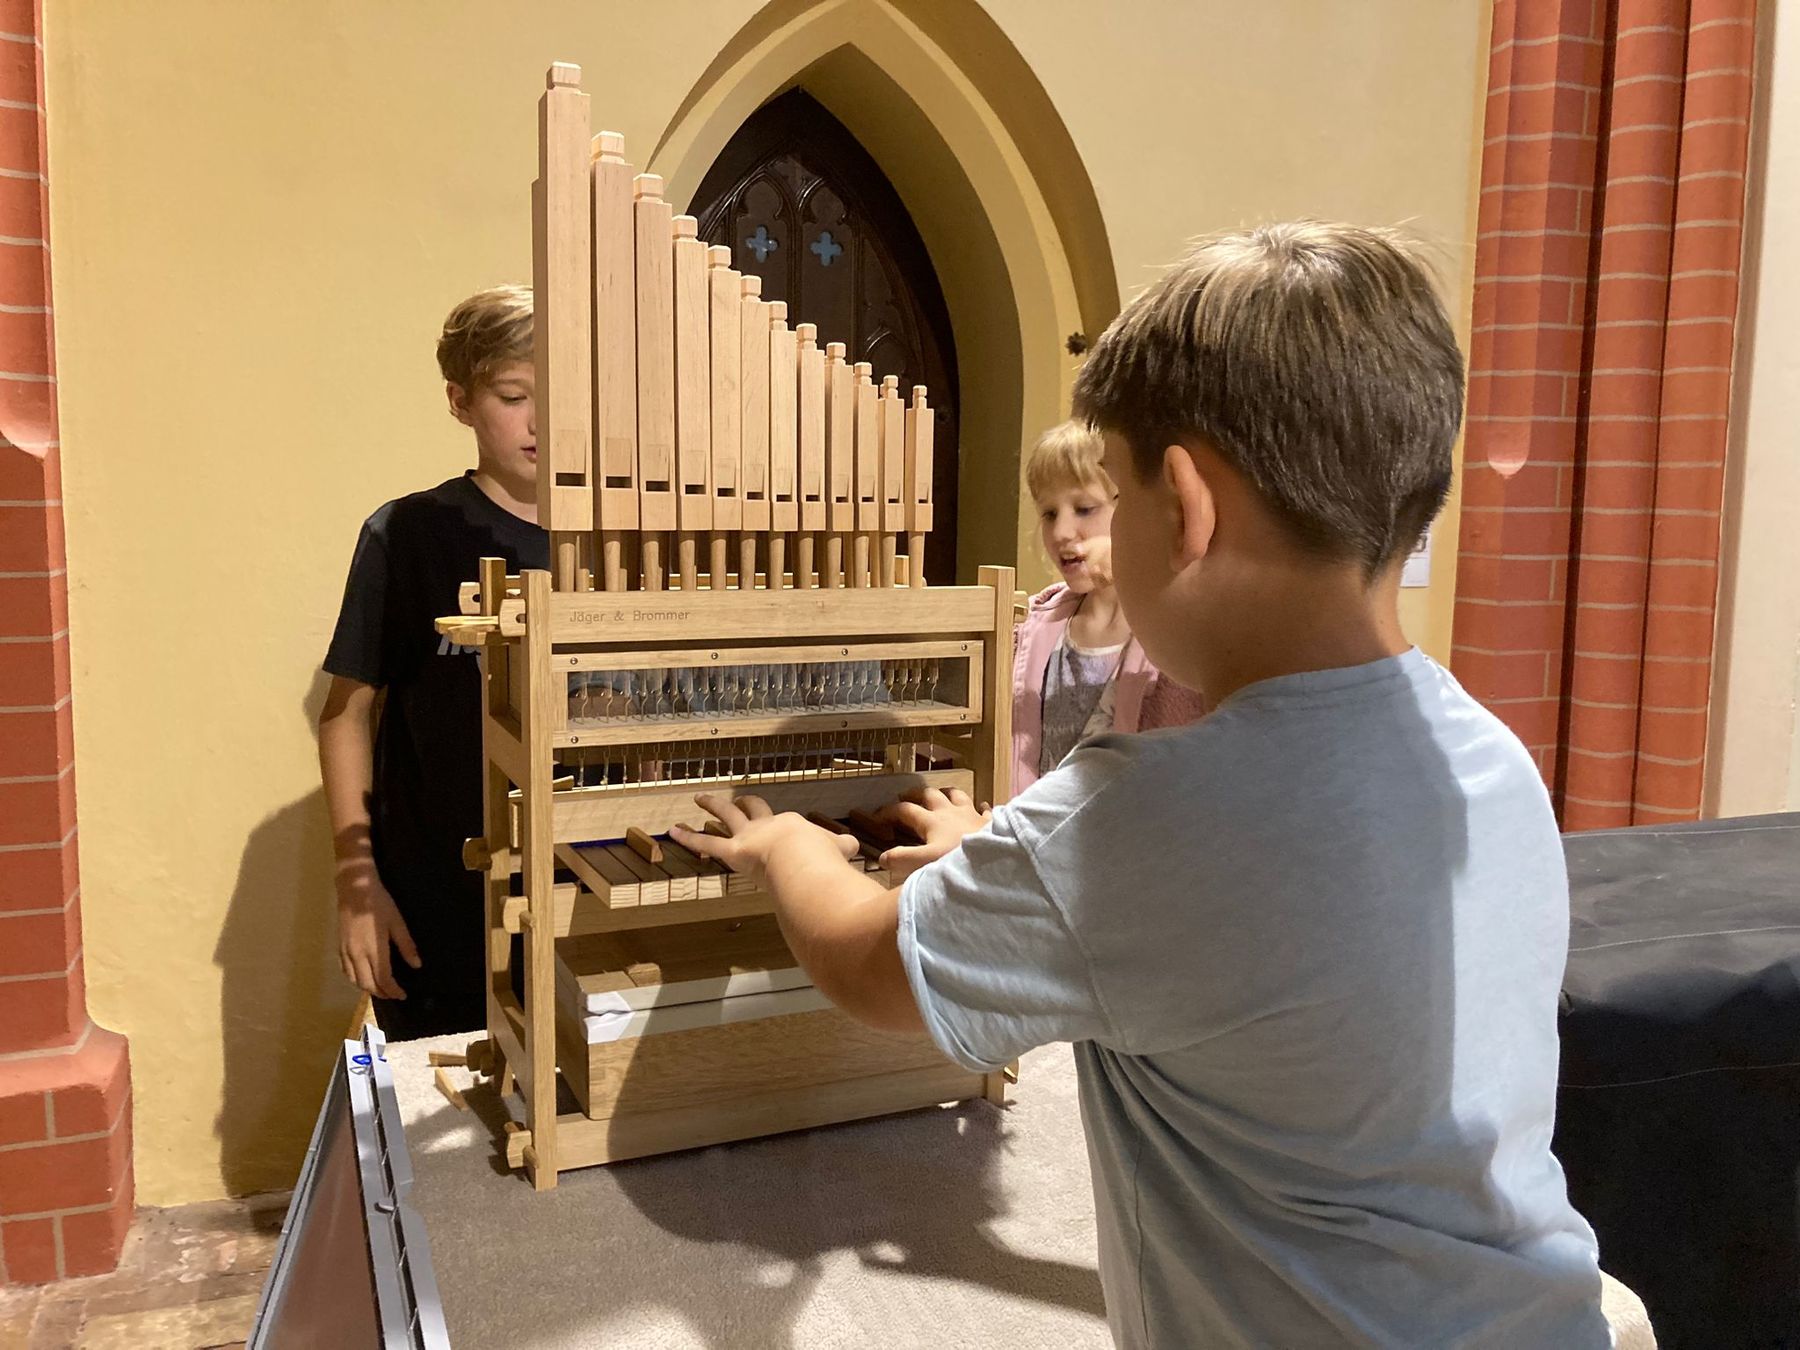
xmin=319 ymin=285 xmax=547 ymax=1039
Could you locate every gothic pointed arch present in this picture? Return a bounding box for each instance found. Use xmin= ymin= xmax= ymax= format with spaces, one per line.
xmin=644 ymin=0 xmax=1114 ymax=582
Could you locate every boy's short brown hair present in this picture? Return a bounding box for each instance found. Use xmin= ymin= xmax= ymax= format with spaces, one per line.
xmin=1026 ymin=420 xmax=1114 ymax=501
xmin=436 ymin=285 xmax=533 ymax=390
xmin=1071 ymin=222 xmax=1465 ymax=573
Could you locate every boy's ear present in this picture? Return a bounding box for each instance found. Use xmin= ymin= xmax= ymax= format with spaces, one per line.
xmin=1163 ymin=443 xmax=1216 ymax=570
xmin=446 ymin=381 xmax=475 ymax=427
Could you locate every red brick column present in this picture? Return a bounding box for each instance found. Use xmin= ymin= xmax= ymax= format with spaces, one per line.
xmin=1455 ymin=0 xmax=1607 ymax=783
xmin=1453 ymin=0 xmax=1754 ymax=826
xmin=1625 ymin=6 xmax=1752 ymax=822
xmin=0 ymin=0 xmax=134 ymax=1284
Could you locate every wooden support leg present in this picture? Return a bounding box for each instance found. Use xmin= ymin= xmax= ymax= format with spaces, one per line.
xmin=345 ymin=995 xmax=373 ymax=1040
xmin=503 ymin=1121 xmax=530 ymax=1170
xmin=796 ymin=534 xmax=815 ymax=590
xmin=908 ymin=534 xmax=926 ymax=587
xmin=824 ymin=533 xmax=843 ymax=588
xmin=852 ymin=533 xmax=871 ymax=588
xmin=521 ymin=569 xmax=559 ymax=1189
xmin=984 ymin=1069 xmax=1010 ymax=1105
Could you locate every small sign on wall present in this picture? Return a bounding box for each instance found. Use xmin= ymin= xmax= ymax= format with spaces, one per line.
xmin=1402 ymin=526 xmax=1433 ymax=588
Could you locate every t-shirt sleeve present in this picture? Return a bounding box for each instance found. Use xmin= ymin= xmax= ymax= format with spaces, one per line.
xmin=897 ymin=798 xmax=1118 ymax=1072
xmin=323 ymin=516 xmax=391 ymax=686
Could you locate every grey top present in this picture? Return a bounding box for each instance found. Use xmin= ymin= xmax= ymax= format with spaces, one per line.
xmin=900 ymin=649 xmax=1608 ymax=1348
xmin=1038 ymin=629 xmax=1126 ymax=777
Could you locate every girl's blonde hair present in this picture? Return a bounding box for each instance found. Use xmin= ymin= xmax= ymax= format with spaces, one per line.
xmin=1025 ymin=420 xmax=1114 ymax=501
xmin=436 ymin=284 xmax=534 ymax=390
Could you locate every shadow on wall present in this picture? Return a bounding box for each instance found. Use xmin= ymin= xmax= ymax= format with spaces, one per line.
xmin=212 ymin=669 xmax=360 ymax=1196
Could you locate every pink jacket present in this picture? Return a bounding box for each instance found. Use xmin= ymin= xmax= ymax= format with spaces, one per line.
xmin=1010 ymin=582 xmax=1209 ymax=795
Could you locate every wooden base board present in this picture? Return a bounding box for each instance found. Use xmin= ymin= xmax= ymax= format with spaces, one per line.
xmin=555 ymin=1002 xmax=956 ymax=1120
xmin=522 ymin=1060 xmax=993 ymax=1169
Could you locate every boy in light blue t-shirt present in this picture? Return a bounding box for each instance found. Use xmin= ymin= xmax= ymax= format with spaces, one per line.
xmin=674 ymin=223 xmax=1608 ymax=1348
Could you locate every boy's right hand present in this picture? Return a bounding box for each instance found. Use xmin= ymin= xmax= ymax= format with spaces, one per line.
xmin=335 ymin=862 xmax=421 ymax=1000
xmin=876 ymin=787 xmax=992 ymax=884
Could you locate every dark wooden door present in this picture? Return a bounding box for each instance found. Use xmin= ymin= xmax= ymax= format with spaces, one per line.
xmin=690 ymin=90 xmax=959 ymax=583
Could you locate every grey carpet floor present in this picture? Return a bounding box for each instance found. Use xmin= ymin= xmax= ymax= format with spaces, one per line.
xmin=391 ymin=1037 xmax=1111 ymax=1349
xmin=389 ymin=1038 xmax=1654 ymax=1349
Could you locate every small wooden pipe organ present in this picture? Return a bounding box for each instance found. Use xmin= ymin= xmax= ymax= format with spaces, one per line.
xmin=439 ymin=65 xmax=1016 ymax=1190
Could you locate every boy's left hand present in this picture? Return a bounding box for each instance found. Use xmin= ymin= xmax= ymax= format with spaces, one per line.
xmin=670 ymin=793 xmax=858 ymax=889
xmin=876 ymin=786 xmax=992 ymax=883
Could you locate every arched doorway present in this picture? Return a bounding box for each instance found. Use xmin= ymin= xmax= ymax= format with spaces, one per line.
xmin=688 ymin=90 xmax=960 ymax=584
xmin=647 ymin=1 xmax=1118 ymax=586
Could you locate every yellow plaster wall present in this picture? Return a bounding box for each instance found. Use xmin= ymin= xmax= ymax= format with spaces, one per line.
xmin=983 ymin=0 xmax=1488 ymax=641
xmin=45 ymin=0 xmax=1485 ymax=1203
xmin=1706 ymin=0 xmax=1800 ymax=816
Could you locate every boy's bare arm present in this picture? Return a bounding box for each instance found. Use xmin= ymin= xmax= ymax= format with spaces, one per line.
xmin=670 ymin=795 xmax=924 ymax=1034
xmin=318 ymin=675 xmax=419 ymax=999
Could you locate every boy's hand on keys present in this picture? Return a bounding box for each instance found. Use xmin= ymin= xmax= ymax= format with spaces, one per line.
xmin=877 ymin=787 xmax=992 ymax=884
xmin=672 ymin=793 xmax=859 ymax=890
xmin=335 ymin=861 xmax=421 ymax=1000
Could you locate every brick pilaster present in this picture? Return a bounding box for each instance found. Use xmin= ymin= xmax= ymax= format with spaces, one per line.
xmin=1454 ymin=0 xmax=1607 ymax=782
xmin=0 ymin=0 xmax=134 ymax=1285
xmin=1453 ymin=0 xmax=1754 ymax=824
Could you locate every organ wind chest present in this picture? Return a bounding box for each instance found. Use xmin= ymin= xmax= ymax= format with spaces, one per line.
xmin=438 ymin=64 xmax=1018 ymax=1190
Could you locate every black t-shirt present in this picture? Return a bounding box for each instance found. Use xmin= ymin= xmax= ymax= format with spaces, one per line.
xmin=324 ymin=473 xmax=547 ymax=922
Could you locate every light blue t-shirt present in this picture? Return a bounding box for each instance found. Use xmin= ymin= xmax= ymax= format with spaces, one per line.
xmin=898 ymin=649 xmax=1607 ymax=1348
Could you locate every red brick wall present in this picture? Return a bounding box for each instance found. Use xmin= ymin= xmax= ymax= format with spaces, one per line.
xmin=1453 ymin=0 xmax=1754 ymax=827
xmin=0 ymin=0 xmax=134 ymax=1285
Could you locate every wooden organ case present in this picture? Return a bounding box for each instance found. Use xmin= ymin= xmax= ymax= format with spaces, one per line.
xmin=439 ymin=65 xmax=1016 ymax=1190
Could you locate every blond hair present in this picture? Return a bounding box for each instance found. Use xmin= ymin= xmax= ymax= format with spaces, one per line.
xmin=1025 ymin=420 xmax=1114 ymax=502
xmin=1071 ymin=222 xmax=1464 ymax=572
xmin=436 ymin=285 xmax=533 ymax=390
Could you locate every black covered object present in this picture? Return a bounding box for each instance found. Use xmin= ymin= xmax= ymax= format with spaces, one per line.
xmin=1556 ymin=813 xmax=1800 ymax=1349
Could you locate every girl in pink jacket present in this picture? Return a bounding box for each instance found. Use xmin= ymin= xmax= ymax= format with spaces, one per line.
xmin=1013 ymin=422 xmax=1208 ymax=794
